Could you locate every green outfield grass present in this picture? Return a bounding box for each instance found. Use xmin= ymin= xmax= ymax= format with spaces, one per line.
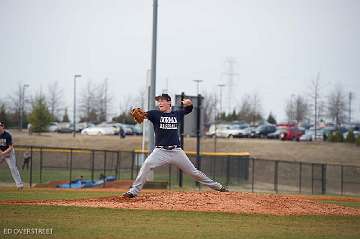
xmin=0 ymin=205 xmax=359 ymax=239
xmin=0 ymin=188 xmax=118 ymax=201
xmin=0 ymin=188 xmax=359 ymax=239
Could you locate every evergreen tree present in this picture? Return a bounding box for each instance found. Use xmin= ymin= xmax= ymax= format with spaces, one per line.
xmin=0 ymin=104 xmax=10 ymax=126
xmin=267 ymin=112 xmax=277 ymax=124
xmin=28 ymin=94 xmax=52 ymax=132
xmin=62 ymin=108 xmax=70 ymax=122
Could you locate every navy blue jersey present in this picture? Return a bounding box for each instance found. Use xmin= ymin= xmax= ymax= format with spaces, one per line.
xmin=0 ymin=131 xmax=13 ymax=152
xmin=147 ymin=105 xmax=193 ymax=146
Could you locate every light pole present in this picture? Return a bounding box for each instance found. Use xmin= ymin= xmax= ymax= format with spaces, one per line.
xmin=148 ymin=0 xmax=158 ymax=152
xmin=20 ymin=84 xmax=29 ymax=130
xmin=217 ymin=84 xmax=226 ymax=117
xmin=73 ymin=74 xmax=81 ymax=137
xmin=193 ymin=80 xmax=203 ymax=95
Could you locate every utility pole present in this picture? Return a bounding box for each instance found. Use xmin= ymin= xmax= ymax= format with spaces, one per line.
xmin=349 ymin=92 xmax=353 ymax=124
xmin=73 ymin=74 xmax=81 ymax=137
xmin=104 ymin=78 xmax=108 ymax=122
xmin=148 ymin=0 xmax=158 ymax=152
xmin=20 ymin=84 xmax=29 ymax=130
xmin=314 ymin=72 xmax=320 ymax=140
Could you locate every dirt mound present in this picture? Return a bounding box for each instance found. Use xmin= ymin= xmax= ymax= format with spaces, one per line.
xmin=1 ymin=191 xmax=359 ymax=216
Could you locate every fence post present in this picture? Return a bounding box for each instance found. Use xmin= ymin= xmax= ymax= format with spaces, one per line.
xmin=274 ymin=161 xmax=278 ymax=193
xmin=29 ymin=146 xmax=33 ymax=188
xmin=39 ymin=147 xmax=43 ymax=183
xmin=168 ymin=165 xmax=172 ymax=190
xmin=299 ymin=162 xmax=302 ymax=194
xmin=237 ymin=157 xmax=241 ymax=183
xmin=69 ymin=149 xmax=73 ymax=188
xmin=341 ymin=165 xmax=344 ymax=195
xmin=131 ymin=151 xmax=135 ymax=180
xmin=91 ymin=151 xmax=95 ymax=181
xmin=115 ymin=152 xmax=120 ymax=180
xmin=103 ymin=151 xmax=107 ymax=188
xmin=251 ymin=158 xmax=255 ymax=193
xmin=321 ymin=164 xmax=326 ymax=195
xmin=311 ymin=164 xmax=314 ymax=195
xmin=179 ymin=92 xmax=185 ymax=188
xmin=212 ymin=156 xmax=216 ymax=180
xmin=226 ymin=156 xmax=230 ymax=186
xmin=103 ymin=151 xmax=107 ymax=176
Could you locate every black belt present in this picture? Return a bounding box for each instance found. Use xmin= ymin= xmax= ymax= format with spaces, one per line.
xmin=156 ymin=145 xmax=180 ymax=150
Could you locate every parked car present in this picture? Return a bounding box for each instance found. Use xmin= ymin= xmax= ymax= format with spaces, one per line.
xmin=130 ymin=124 xmax=143 ymax=135
xmin=120 ymin=124 xmax=135 ymax=135
xmin=277 ymin=121 xmax=297 ymax=128
xmin=97 ymin=123 xmax=120 ymax=135
xmin=343 ymin=126 xmax=360 ymax=139
xmin=299 ymin=128 xmax=324 ymax=141
xmin=56 ymin=123 xmax=73 ymax=133
xmin=280 ymin=127 xmax=304 ymax=141
xmin=267 ymin=127 xmax=287 ymax=139
xmin=206 ymin=124 xmax=228 ymax=137
xmin=47 ymin=122 xmax=59 ymax=132
xmin=232 ymin=124 xmax=251 ymax=138
xmin=77 ymin=122 xmax=95 ymax=133
xmin=322 ymin=126 xmax=347 ymax=141
xmin=250 ymin=124 xmax=277 ymax=138
xmin=81 ymin=126 xmax=115 ymax=135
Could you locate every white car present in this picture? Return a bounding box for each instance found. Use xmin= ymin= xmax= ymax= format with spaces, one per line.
xmin=207 ymin=124 xmax=247 ymax=138
xmin=81 ymin=126 xmax=115 ymax=135
xmin=47 ymin=122 xmax=59 ymax=132
xmin=299 ymin=128 xmax=324 ymax=141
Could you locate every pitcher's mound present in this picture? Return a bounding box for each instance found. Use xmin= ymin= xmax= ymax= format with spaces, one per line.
xmin=2 ymin=191 xmax=360 ymax=216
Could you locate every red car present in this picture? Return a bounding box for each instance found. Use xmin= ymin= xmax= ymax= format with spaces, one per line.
xmin=280 ymin=127 xmax=304 ymax=141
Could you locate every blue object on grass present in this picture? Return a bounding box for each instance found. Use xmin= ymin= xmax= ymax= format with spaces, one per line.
xmin=56 ymin=176 xmax=116 ymax=188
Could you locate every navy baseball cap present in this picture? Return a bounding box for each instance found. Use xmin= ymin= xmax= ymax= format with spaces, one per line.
xmin=155 ymin=93 xmax=171 ymax=102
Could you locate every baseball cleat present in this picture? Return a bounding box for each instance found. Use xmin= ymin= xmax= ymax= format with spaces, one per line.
xmin=122 ymin=192 xmax=136 ymax=198
xmin=218 ymin=186 xmax=229 ymax=192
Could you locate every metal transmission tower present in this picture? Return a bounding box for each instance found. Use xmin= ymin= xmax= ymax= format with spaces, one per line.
xmin=223 ymin=58 xmax=238 ymax=114
xmin=348 ymin=92 xmax=353 ymax=124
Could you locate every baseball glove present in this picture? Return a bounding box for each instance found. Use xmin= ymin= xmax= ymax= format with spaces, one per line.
xmin=130 ymin=108 xmax=148 ymax=124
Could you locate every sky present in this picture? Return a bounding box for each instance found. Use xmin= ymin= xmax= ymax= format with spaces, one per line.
xmin=1 ymin=0 xmax=360 ymax=122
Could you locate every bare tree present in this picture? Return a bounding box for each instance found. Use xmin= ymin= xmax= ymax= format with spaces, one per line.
xmin=202 ymin=91 xmax=217 ymax=127
xmin=348 ymin=92 xmax=355 ymax=124
xmin=250 ymin=93 xmax=263 ymax=125
xmin=47 ymin=81 xmax=63 ymax=121
xmin=119 ymin=95 xmax=134 ymax=114
xmin=327 ymin=86 xmax=347 ymax=127
xmin=79 ymin=80 xmax=97 ymax=123
xmin=285 ymin=94 xmax=309 ymax=122
xmin=237 ymin=94 xmax=263 ymax=124
xmin=307 ymin=73 xmax=324 ymax=138
xmin=7 ymin=83 xmax=24 ymax=128
xmin=97 ymin=79 xmax=112 ymax=122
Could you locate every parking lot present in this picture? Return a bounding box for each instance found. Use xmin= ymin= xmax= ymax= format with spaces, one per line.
xmin=11 ymin=131 xmax=360 ymax=166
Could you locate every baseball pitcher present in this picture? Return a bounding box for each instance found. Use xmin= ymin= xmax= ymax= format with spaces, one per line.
xmin=0 ymin=121 xmax=24 ymax=190
xmin=123 ymin=94 xmax=228 ymax=198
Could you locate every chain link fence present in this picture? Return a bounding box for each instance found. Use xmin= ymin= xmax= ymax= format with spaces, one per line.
xmin=0 ymin=145 xmax=359 ymax=195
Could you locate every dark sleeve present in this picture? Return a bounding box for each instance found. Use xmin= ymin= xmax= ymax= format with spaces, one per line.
xmin=183 ymin=105 xmax=193 ymax=115
xmin=7 ymin=133 xmax=13 ymax=146
xmin=147 ymin=110 xmax=157 ymax=123
xmin=176 ymin=105 xmax=193 ymax=117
